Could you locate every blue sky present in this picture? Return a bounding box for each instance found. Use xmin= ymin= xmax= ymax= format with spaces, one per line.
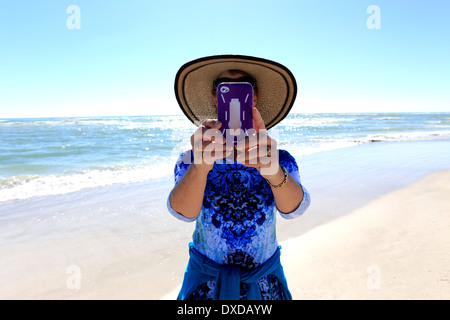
xmin=0 ymin=0 xmax=449 ymax=118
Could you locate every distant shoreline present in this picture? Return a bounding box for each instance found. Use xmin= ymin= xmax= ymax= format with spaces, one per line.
xmin=2 ymin=111 xmax=450 ymax=121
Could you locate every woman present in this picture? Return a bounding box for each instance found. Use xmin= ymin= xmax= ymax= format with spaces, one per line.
xmin=167 ymin=55 xmax=311 ymax=300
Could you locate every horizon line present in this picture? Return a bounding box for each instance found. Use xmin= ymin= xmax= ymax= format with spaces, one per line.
xmin=2 ymin=110 xmax=450 ymax=120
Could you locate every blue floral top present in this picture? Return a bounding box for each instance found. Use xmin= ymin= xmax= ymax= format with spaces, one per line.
xmin=167 ymin=149 xmax=311 ymax=271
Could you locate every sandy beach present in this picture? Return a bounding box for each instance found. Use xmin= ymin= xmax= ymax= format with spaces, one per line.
xmin=1 ymin=141 xmax=449 ymax=300
xmin=281 ymin=170 xmax=450 ymax=300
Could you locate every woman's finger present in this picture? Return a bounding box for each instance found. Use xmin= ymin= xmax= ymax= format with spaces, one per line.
xmin=191 ymin=119 xmax=223 ymax=147
xmin=236 ymin=132 xmax=272 ymax=152
xmin=252 ymin=107 xmax=266 ymax=133
xmin=236 ymin=145 xmax=274 ymax=163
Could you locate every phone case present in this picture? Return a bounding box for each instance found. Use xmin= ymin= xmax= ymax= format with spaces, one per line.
xmin=217 ymin=82 xmax=253 ymax=144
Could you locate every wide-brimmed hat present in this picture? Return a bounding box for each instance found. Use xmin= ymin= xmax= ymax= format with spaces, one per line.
xmin=174 ymin=54 xmax=297 ymax=130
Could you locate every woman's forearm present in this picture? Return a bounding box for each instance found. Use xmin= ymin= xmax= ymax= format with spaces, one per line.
xmin=265 ymin=166 xmax=304 ymax=214
xmin=169 ymin=164 xmax=210 ymax=219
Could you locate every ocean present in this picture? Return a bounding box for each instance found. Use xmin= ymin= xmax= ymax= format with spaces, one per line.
xmin=1 ymin=112 xmax=450 ymax=203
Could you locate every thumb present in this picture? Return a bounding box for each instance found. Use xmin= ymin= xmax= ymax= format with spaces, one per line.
xmin=252 ymin=107 xmax=266 ymax=133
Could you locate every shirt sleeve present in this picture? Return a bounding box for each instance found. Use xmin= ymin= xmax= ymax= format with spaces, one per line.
xmin=276 ymin=150 xmax=311 ymax=219
xmin=167 ymin=150 xmax=199 ymax=222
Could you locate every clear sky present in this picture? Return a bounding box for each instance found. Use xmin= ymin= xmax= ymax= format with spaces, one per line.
xmin=0 ymin=0 xmax=449 ymax=118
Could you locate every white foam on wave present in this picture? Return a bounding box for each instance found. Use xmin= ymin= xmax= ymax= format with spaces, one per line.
xmin=0 ymin=163 xmax=174 ymax=203
xmin=284 ymin=140 xmax=361 ymax=159
xmin=284 ymin=130 xmax=450 ymax=159
xmin=281 ymin=116 xmax=358 ymax=128
xmin=361 ymin=130 xmax=450 ymax=143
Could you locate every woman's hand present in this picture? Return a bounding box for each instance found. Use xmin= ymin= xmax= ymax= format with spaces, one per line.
xmin=235 ymin=108 xmax=304 ymax=213
xmin=190 ymin=119 xmax=233 ymax=173
xmin=235 ymin=108 xmax=280 ymax=178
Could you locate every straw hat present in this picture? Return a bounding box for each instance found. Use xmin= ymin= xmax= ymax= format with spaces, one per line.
xmin=174 ymin=54 xmax=297 ymax=130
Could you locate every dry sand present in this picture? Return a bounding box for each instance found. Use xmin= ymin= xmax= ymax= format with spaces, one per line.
xmin=281 ymin=170 xmax=450 ymax=299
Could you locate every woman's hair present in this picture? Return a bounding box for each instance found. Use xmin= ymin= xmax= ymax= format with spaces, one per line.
xmin=212 ymin=69 xmax=258 ymax=95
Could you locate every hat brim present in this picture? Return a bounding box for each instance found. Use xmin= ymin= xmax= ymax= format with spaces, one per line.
xmin=174 ymin=55 xmax=297 ymax=130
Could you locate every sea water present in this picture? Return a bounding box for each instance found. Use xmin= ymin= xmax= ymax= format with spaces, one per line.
xmin=1 ymin=112 xmax=450 ymax=203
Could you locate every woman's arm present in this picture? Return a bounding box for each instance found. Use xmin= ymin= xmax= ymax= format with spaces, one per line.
xmin=169 ymin=119 xmax=232 ymax=219
xmin=169 ymin=163 xmax=210 ymax=219
xmin=264 ymin=166 xmax=304 ymax=214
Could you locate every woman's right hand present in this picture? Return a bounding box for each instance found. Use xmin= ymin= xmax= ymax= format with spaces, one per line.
xmin=190 ymin=119 xmax=233 ymax=173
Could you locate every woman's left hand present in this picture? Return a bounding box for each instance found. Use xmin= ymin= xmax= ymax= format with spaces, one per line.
xmin=235 ymin=107 xmax=280 ymax=177
xmin=236 ymin=108 xmax=305 ymax=213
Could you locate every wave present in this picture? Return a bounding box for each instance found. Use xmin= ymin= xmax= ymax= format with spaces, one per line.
xmin=285 ymin=129 xmax=450 ymax=157
xmin=0 ymin=163 xmax=174 ymax=203
xmin=2 ymin=128 xmax=450 ymax=203
xmin=0 ymin=115 xmax=193 ymax=131
xmin=358 ymin=130 xmax=450 ymax=143
xmin=2 ymin=113 xmax=450 ymax=202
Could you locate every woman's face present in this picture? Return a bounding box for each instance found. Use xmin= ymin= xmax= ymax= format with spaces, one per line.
xmin=213 ymin=70 xmax=258 ymax=108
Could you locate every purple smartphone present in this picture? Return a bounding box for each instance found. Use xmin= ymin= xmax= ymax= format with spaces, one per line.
xmin=217 ymin=82 xmax=253 ymax=144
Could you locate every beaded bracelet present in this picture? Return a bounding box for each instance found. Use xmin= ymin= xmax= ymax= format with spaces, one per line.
xmin=266 ymin=165 xmax=289 ymax=188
